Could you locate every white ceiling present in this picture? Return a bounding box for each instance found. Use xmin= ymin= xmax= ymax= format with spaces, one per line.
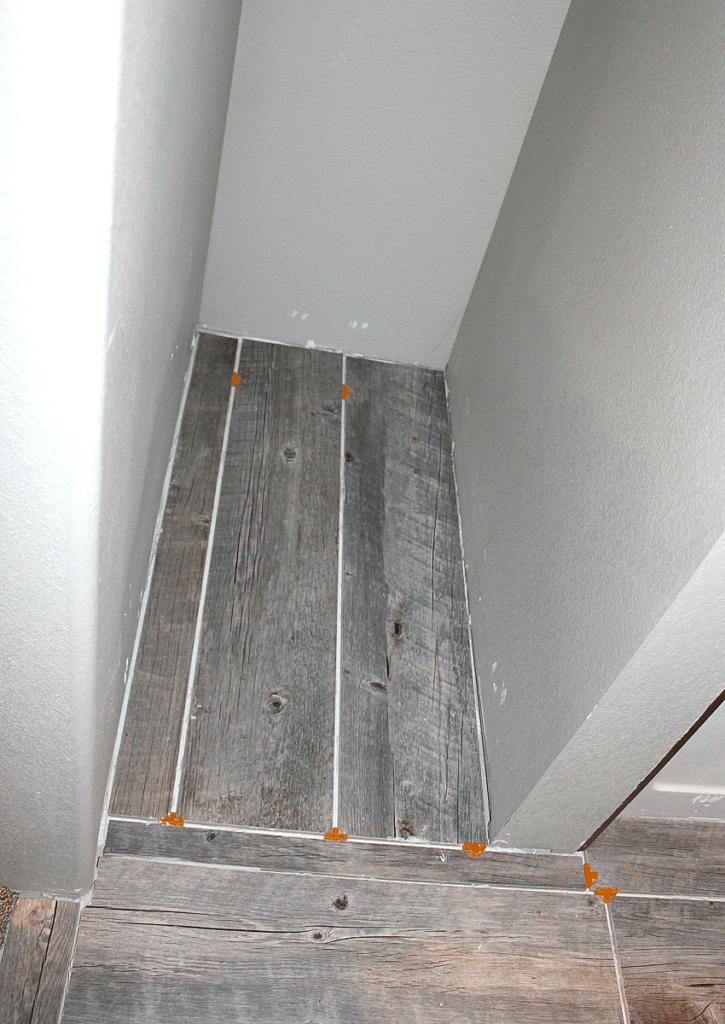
xmin=200 ymin=0 xmax=572 ymax=368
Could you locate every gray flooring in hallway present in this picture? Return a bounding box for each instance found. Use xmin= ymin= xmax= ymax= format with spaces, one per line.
xmin=2 ymin=336 xmax=724 ymax=1022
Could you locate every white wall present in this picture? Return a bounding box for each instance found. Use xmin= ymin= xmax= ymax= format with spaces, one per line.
xmin=0 ymin=0 xmax=241 ymax=898
xmin=447 ymin=0 xmax=725 ymax=845
xmin=200 ymin=0 xmax=571 ymax=368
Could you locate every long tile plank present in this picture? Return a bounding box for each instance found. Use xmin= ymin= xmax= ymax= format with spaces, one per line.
xmin=611 ymin=896 xmax=725 ymax=1024
xmin=180 ymin=341 xmax=341 ymax=831
xmin=63 ymin=855 xmax=622 ymax=1023
xmin=111 ymin=334 xmax=238 ymax=818
xmin=104 ymin=819 xmax=586 ymax=891
xmin=0 ymin=898 xmax=79 ymax=1024
xmin=340 ymin=359 xmax=486 ymax=844
xmin=587 ymin=817 xmax=725 ymax=898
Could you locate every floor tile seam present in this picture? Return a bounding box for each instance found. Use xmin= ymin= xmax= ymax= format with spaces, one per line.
xmin=170 ymin=336 xmax=243 ymax=814
xmin=95 ymin=853 xmax=590 ymax=897
xmin=98 ymin=333 xmax=200 ymax=851
xmin=605 ymin=903 xmax=632 ymax=1024
xmin=332 ymin=353 xmax=346 ymax=830
xmin=105 ymin=816 xmax=582 ymax=857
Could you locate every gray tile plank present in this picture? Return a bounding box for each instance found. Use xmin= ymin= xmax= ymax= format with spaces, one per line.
xmin=110 ymin=334 xmax=238 ymax=819
xmin=62 ymin=856 xmax=621 ymax=1024
xmin=180 ymin=341 xmax=341 ymax=831
xmin=104 ymin=819 xmax=586 ymax=891
xmin=587 ymin=817 xmax=725 ymax=898
xmin=611 ymin=896 xmax=725 ymax=1024
xmin=32 ymin=901 xmax=79 ymax=1024
xmin=0 ymin=897 xmax=77 ymax=1024
xmin=340 ymin=359 xmax=486 ymax=844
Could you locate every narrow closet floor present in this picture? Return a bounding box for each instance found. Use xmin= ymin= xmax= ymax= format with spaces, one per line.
xmin=110 ymin=333 xmax=487 ymax=844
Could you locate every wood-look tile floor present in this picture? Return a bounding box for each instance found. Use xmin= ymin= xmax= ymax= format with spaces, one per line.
xmin=110 ymin=334 xmax=486 ymax=844
xmin=6 ymin=337 xmax=724 ymax=1022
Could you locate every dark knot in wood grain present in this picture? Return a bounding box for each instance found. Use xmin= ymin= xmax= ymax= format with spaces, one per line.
xmin=398 ymin=819 xmax=415 ymax=839
xmin=332 ymin=895 xmax=348 ymax=910
xmin=361 ymin=678 xmax=388 ymax=696
xmin=392 ymin=620 xmax=403 ymax=638
xmin=282 ymin=445 xmax=297 ymax=461
xmin=265 ymin=691 xmax=289 ymax=715
xmin=206 ymin=832 xmax=218 ymax=842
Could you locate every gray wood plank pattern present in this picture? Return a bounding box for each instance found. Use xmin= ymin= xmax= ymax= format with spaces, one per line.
xmin=587 ymin=817 xmax=725 ymax=897
xmin=0 ymin=897 xmax=78 ymax=1024
xmin=104 ymin=819 xmax=586 ymax=891
xmin=180 ymin=341 xmax=342 ymax=831
xmin=340 ymin=358 xmax=485 ymax=844
xmin=111 ymin=334 xmax=238 ymax=819
xmin=611 ymin=896 xmax=725 ymax=1024
xmin=62 ymin=855 xmax=622 ymax=1023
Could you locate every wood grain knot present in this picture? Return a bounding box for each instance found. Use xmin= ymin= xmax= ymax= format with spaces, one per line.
xmin=344 ymin=451 xmax=358 ymax=465
xmin=311 ymin=931 xmax=325 ymax=941
xmin=206 ymin=832 xmax=218 ymax=842
xmin=332 ymin=896 xmax=348 ymax=910
xmin=362 ymin=678 xmax=387 ymax=695
xmin=265 ymin=691 xmax=289 ymax=715
xmin=398 ymin=819 xmax=415 ymax=839
xmin=282 ymin=445 xmax=297 ymax=461
xmin=392 ymin=621 xmax=403 ymax=638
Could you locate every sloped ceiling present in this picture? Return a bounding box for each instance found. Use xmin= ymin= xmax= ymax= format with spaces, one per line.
xmin=201 ymin=0 xmax=571 ymax=367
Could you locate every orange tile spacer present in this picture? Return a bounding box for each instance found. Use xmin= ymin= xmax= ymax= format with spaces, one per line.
xmin=231 ymin=372 xmax=242 ymax=387
xmin=594 ymin=887 xmax=618 ymax=904
xmin=584 ymin=864 xmax=599 ymax=889
xmin=324 ymin=827 xmax=348 ymax=841
xmin=342 ymin=385 xmax=352 ymax=400
xmin=462 ymin=842 xmax=487 ymax=858
xmin=160 ymin=811 xmax=184 ymax=827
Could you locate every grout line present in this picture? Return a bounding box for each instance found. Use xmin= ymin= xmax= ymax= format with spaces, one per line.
xmin=170 ymin=337 xmax=243 ymax=813
xmin=97 ymin=333 xmax=200 ymax=856
xmin=444 ymin=374 xmax=491 ymax=840
xmin=605 ymin=902 xmax=632 ymax=1024
xmin=332 ymin=354 xmax=347 ymax=830
xmin=100 ymin=852 xmax=590 ymax=896
xmin=55 ymin=903 xmax=83 ymax=1024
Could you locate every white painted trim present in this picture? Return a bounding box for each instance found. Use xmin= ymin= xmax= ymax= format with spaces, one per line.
xmin=170 ymin=337 xmax=243 ymax=813
xmin=445 ymin=374 xmax=491 ymax=839
xmin=332 ymin=355 xmax=347 ymax=830
xmin=653 ymin=781 xmax=725 ymax=795
xmin=96 ymin=333 xmax=200 ymax=859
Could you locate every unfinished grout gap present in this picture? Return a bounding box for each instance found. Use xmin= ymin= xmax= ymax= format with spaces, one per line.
xmin=332 ymin=354 xmax=347 ymax=829
xmin=170 ymin=336 xmax=243 ymax=814
xmin=445 ymin=372 xmax=491 ymax=839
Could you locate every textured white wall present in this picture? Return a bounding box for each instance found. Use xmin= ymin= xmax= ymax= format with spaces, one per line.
xmin=0 ymin=0 xmax=241 ymax=897
xmin=200 ymin=0 xmax=571 ymax=368
xmin=447 ymin=0 xmax=725 ymax=844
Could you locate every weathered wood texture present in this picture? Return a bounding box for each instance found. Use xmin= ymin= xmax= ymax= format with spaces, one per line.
xmin=587 ymin=817 xmax=725 ymax=897
xmin=62 ymin=855 xmax=621 ymax=1024
xmin=111 ymin=334 xmax=238 ymax=819
xmin=0 ymin=898 xmax=79 ymax=1024
xmin=0 ymin=885 xmax=17 ymax=958
xmin=340 ymin=358 xmax=485 ymax=844
xmin=180 ymin=341 xmax=342 ymax=831
xmin=612 ymin=896 xmax=725 ymax=1024
xmin=104 ymin=819 xmax=586 ymax=891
